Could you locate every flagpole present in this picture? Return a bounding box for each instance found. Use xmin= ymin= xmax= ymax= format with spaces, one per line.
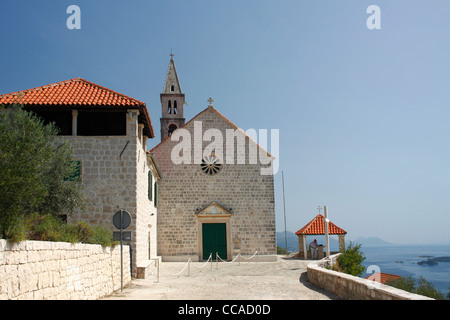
xmin=324 ymin=205 xmax=330 ymax=259
xmin=282 ymin=171 xmax=287 ymax=253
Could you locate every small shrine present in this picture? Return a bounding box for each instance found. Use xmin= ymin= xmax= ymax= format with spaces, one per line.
xmin=295 ymin=214 xmax=347 ymax=259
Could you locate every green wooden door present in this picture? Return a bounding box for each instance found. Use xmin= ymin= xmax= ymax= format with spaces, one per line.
xmin=202 ymin=223 xmax=227 ymax=260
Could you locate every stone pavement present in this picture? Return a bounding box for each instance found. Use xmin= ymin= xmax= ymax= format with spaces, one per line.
xmin=102 ymin=255 xmax=338 ymax=300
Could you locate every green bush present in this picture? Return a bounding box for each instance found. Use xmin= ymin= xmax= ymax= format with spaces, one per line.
xmin=333 ymin=242 xmax=366 ymax=277
xmin=277 ymin=246 xmax=288 ymax=255
xmin=87 ymin=226 xmax=117 ymax=247
xmin=388 ymin=276 xmax=446 ymax=300
xmin=3 ymin=212 xmax=115 ymax=247
xmin=30 ymin=214 xmax=65 ymax=242
xmin=3 ymin=215 xmax=29 ymax=243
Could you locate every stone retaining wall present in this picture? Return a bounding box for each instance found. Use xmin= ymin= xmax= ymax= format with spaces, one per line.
xmin=307 ymin=254 xmax=433 ymax=300
xmin=0 ymin=239 xmax=130 ymax=300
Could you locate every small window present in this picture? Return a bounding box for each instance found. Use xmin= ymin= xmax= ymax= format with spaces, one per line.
xmin=170 ymin=85 xmax=175 ymax=92
xmin=168 ymin=101 xmax=172 ymax=114
xmin=154 ymin=182 xmax=159 ymax=208
xmin=64 ymin=161 xmax=81 ymax=181
xmin=148 ymin=171 xmax=153 ymax=201
xmin=174 ymin=100 xmax=177 ymax=114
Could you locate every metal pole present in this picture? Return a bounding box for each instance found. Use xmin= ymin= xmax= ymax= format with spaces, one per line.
xmin=324 ymin=205 xmax=330 ymax=259
xmin=120 ymin=209 xmax=123 ymax=292
xmin=282 ymin=171 xmax=287 ymax=253
xmin=187 ymin=258 xmax=190 ymax=276
xmin=155 ymin=258 xmax=160 ymax=283
xmin=216 ymin=252 xmax=218 ymax=270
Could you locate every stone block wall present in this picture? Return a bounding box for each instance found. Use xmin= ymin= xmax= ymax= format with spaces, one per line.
xmin=0 ymin=239 xmax=130 ymax=300
xmin=58 ymin=109 xmax=158 ymax=276
xmin=307 ymin=254 xmax=433 ymax=300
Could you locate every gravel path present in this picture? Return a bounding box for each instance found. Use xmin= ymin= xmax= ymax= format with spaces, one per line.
xmin=102 ymin=255 xmax=338 ymax=300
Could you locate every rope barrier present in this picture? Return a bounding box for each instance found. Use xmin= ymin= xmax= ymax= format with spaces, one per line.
xmin=240 ymin=251 xmax=258 ymax=260
xmin=161 ymin=250 xmax=259 ymax=277
xmin=168 ymin=258 xmax=191 ymax=276
xmin=217 ymin=253 xmax=241 ymax=263
xmin=195 ymin=253 xmax=212 ymax=268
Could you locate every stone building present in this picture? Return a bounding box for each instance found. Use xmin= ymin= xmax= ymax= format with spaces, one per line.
xmin=0 ymin=78 xmax=160 ymax=277
xmin=150 ymin=56 xmax=277 ymax=262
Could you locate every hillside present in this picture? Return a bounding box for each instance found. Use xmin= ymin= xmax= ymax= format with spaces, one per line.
xmin=353 ymin=236 xmax=393 ymax=246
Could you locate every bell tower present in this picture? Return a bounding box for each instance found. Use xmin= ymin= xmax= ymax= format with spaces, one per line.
xmin=160 ymin=53 xmax=185 ymax=141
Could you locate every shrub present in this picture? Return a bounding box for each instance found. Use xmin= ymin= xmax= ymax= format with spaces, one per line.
xmin=3 ymin=212 xmax=115 ymax=247
xmin=388 ymin=276 xmax=446 ymax=300
xmin=3 ymin=215 xmax=29 ymax=243
xmin=30 ymin=214 xmax=65 ymax=242
xmin=88 ymin=226 xmax=117 ymax=247
xmin=333 ymin=242 xmax=366 ymax=277
xmin=277 ymin=246 xmax=287 ymax=255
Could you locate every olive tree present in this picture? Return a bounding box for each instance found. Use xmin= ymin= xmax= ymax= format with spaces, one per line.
xmin=0 ymin=105 xmax=84 ymax=240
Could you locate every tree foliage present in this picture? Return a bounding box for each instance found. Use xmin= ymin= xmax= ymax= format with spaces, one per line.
xmin=0 ymin=105 xmax=84 ymax=239
xmin=388 ymin=276 xmax=446 ymax=300
xmin=334 ymin=242 xmax=366 ymax=277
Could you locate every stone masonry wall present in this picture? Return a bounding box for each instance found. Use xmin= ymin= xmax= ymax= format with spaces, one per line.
xmin=58 ymin=110 xmax=158 ymax=276
xmin=152 ymin=107 xmax=276 ymax=261
xmin=0 ymin=239 xmax=130 ymax=300
xmin=307 ymin=254 xmax=433 ymax=300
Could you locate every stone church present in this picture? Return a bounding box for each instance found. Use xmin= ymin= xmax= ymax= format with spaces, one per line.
xmin=151 ymin=56 xmax=277 ymax=262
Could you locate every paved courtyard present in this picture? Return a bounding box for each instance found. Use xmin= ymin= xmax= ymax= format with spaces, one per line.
xmin=102 ymin=255 xmax=338 ymax=300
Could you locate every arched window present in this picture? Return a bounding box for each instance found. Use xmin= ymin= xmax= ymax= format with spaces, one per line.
xmin=168 ymin=124 xmax=177 ymax=136
xmin=174 ymin=100 xmax=177 ymax=114
xmin=168 ymin=100 xmax=172 ymax=114
xmin=170 ymin=85 xmax=175 ymax=92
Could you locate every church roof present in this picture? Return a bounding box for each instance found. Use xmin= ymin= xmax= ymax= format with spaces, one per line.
xmin=162 ymin=55 xmax=182 ymax=94
xmin=149 ymin=105 xmax=274 ymax=159
xmin=0 ymin=78 xmax=155 ymax=138
xmin=295 ymin=214 xmax=347 ymax=235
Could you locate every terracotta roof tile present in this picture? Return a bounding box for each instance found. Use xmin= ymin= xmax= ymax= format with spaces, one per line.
xmin=365 ymin=272 xmax=402 ymax=284
xmin=0 ymin=78 xmax=154 ymax=138
xmin=0 ymin=78 xmax=145 ymax=107
xmin=295 ymin=214 xmax=347 ymax=235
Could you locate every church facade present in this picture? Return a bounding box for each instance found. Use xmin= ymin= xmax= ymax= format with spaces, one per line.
xmin=151 ymin=56 xmax=277 ymax=262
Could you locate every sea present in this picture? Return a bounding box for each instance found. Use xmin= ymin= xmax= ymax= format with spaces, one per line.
xmin=360 ymin=244 xmax=450 ymax=297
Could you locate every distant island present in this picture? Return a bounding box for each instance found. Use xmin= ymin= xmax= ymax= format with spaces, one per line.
xmin=417 ymin=256 xmax=450 ymax=266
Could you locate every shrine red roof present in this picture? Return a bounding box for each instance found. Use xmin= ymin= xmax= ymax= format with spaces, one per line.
xmin=295 ymin=214 xmax=347 ymax=235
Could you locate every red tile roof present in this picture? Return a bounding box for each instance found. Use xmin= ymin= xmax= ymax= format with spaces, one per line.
xmin=0 ymin=78 xmax=144 ymax=106
xmin=295 ymin=214 xmax=347 ymax=235
xmin=0 ymin=78 xmax=154 ymax=137
xmin=365 ymin=272 xmax=402 ymax=284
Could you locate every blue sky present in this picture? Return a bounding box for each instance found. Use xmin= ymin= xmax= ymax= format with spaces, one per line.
xmin=1 ymin=0 xmax=450 ymax=244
